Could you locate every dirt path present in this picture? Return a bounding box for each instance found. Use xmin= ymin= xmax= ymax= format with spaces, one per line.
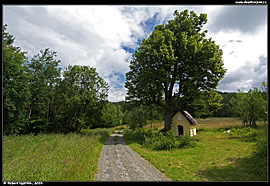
xmin=96 ymin=130 xmax=171 ymax=181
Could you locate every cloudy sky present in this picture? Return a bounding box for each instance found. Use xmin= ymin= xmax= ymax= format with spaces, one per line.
xmin=3 ymin=5 xmax=267 ymax=102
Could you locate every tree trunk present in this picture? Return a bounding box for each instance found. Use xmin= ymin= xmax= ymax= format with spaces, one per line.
xmin=164 ymin=108 xmax=173 ymax=131
xmin=78 ymin=126 xmax=82 ymax=133
xmin=164 ymin=96 xmax=176 ymax=131
xmin=24 ymin=106 xmax=32 ymax=135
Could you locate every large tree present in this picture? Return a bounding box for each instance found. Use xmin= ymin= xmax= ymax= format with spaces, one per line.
xmin=230 ymin=84 xmax=267 ymax=127
xmin=25 ymin=48 xmax=61 ymax=133
xmin=125 ymin=10 xmax=226 ymax=130
xmin=53 ymin=65 xmax=109 ymax=132
xmin=3 ymin=24 xmax=30 ymax=134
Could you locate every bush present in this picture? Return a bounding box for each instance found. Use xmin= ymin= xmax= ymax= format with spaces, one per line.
xmin=230 ymin=127 xmax=255 ymax=136
xmin=124 ymin=128 xmax=196 ymax=150
xmin=254 ymin=125 xmax=267 ymax=156
xmin=143 ymin=129 xmax=194 ymax=150
xmin=123 ymin=128 xmax=158 ymax=143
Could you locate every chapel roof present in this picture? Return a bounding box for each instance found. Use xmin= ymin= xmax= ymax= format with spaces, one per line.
xmin=173 ymin=110 xmax=198 ymax=125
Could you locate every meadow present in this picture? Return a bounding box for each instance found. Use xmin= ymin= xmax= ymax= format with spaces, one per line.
xmin=145 ymin=117 xmax=263 ymax=129
xmin=3 ymin=118 xmax=267 ymax=181
xmin=123 ymin=118 xmax=267 ymax=181
xmin=3 ymin=128 xmax=114 ymax=181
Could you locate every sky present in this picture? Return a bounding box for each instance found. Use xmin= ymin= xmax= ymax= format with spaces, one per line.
xmin=3 ymin=5 xmax=267 ymax=102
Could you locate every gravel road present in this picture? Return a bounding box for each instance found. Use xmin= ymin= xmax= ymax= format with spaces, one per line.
xmin=96 ymin=130 xmax=171 ymax=181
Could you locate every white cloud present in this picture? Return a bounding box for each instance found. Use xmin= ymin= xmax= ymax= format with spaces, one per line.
xmin=43 ymin=5 xmax=166 ymax=102
xmin=44 ymin=6 xmax=139 ymax=101
xmin=108 ymin=87 xmax=127 ymax=103
xmin=96 ymin=48 xmax=131 ymax=78
xmin=3 ymin=5 xmax=267 ymax=101
xmin=203 ymin=5 xmax=267 ymax=92
xmin=206 ymin=23 xmax=267 ymax=92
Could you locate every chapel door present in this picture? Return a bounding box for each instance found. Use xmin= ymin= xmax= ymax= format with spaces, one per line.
xmin=177 ymin=125 xmax=184 ymax=136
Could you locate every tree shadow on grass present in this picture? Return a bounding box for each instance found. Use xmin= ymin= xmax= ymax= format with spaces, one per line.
xmin=197 ymin=152 xmax=267 ymax=181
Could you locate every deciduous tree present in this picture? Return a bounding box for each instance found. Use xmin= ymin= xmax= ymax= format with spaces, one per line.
xmin=126 ymin=105 xmax=149 ymax=130
xmin=125 ymin=10 xmax=226 ymax=130
xmin=3 ymin=24 xmax=30 ymax=134
xmin=54 ymin=65 xmax=109 ymax=132
xmin=230 ymin=85 xmax=266 ymax=127
xmin=191 ymin=90 xmax=223 ymax=118
xmin=25 ymin=48 xmax=61 ymax=133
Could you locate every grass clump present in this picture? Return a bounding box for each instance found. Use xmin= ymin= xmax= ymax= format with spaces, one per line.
xmin=113 ymin=136 xmax=118 ymax=142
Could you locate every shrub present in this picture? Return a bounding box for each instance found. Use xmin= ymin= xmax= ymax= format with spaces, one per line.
xmin=143 ymin=129 xmax=193 ymax=150
xmin=123 ymin=127 xmax=158 ymax=144
xmin=230 ymin=127 xmax=255 ymax=136
xmin=254 ymin=125 xmax=267 ymax=156
xmin=124 ymin=128 xmax=196 ymax=150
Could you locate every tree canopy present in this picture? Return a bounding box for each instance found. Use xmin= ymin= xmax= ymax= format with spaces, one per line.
xmin=3 ymin=24 xmax=30 ymax=134
xmin=3 ymin=24 xmax=110 ymax=134
xmin=230 ymin=83 xmax=267 ymax=127
xmin=125 ymin=10 xmax=226 ymax=130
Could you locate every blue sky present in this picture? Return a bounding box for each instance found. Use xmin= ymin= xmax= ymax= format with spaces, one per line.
xmin=3 ymin=5 xmax=267 ymax=102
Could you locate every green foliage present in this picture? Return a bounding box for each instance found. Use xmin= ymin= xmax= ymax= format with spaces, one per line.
xmin=213 ymin=92 xmax=237 ymax=117
xmin=124 ymin=128 xmax=195 ymax=150
xmin=254 ymin=125 xmax=267 ymax=157
xmin=260 ymin=81 xmax=267 ymax=101
xmin=230 ymin=127 xmax=255 ymax=136
xmin=101 ymin=103 xmax=124 ymax=127
xmin=53 ymin=65 xmax=109 ymax=133
xmin=192 ymin=90 xmax=223 ymax=118
xmin=122 ymin=102 xmax=164 ymax=125
xmin=147 ymin=103 xmax=164 ymax=123
xmin=126 ymin=105 xmax=149 ymax=130
xmin=124 ymin=128 xmax=155 ymax=143
xmin=116 ymin=104 xmax=125 ymax=125
xmin=230 ymin=84 xmax=267 ymax=127
xmin=3 ymin=24 xmax=30 ymax=134
xmin=143 ymin=130 xmax=193 ymax=150
xmin=3 ymin=24 xmax=109 ymax=134
xmin=125 ymin=10 xmax=226 ymax=130
xmin=25 ymin=48 xmax=62 ymax=134
xmin=260 ymin=81 xmax=268 ymax=123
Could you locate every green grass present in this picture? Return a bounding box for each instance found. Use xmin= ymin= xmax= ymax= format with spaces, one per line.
xmin=113 ymin=135 xmax=118 ymax=142
xmin=124 ymin=120 xmax=267 ymax=181
xmin=145 ymin=117 xmax=265 ymax=130
xmin=3 ymin=128 xmax=114 ymax=181
xmin=195 ymin=117 xmax=265 ymax=129
xmin=3 ymin=118 xmax=267 ymax=181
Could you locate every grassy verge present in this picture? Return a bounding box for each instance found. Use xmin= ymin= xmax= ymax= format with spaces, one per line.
xmin=3 ymin=128 xmax=114 ymax=181
xmin=124 ymin=122 xmax=267 ymax=181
